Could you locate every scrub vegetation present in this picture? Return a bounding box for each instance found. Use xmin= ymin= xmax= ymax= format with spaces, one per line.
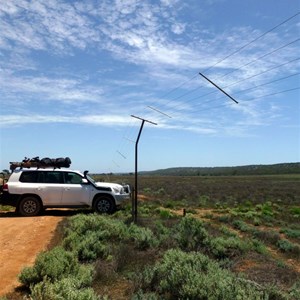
xmin=2 ymin=174 xmax=300 ymax=299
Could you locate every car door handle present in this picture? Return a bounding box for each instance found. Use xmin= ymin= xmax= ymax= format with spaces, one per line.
xmin=64 ymin=188 xmax=70 ymax=191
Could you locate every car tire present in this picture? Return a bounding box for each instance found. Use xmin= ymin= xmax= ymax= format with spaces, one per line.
xmin=94 ymin=196 xmax=115 ymax=214
xmin=18 ymin=196 xmax=42 ymax=217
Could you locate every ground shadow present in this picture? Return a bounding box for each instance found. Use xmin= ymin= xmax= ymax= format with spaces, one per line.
xmin=0 ymin=208 xmax=93 ymax=218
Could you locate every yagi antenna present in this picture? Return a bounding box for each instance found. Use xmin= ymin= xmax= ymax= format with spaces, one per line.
xmin=116 ymin=150 xmax=127 ymax=159
xmin=199 ymin=72 xmax=239 ymax=104
xmin=131 ymin=115 xmax=157 ymax=223
xmin=124 ymin=137 xmax=135 ymax=143
xmin=112 ymin=160 xmax=120 ymax=168
xmin=147 ymin=105 xmax=172 ymax=118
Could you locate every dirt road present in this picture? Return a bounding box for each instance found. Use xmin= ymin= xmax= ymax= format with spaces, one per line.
xmin=0 ymin=210 xmax=65 ymax=296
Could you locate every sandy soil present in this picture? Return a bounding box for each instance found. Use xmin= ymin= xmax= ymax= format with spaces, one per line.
xmin=0 ymin=210 xmax=65 ymax=296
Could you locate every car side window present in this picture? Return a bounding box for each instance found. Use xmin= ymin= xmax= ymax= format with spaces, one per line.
xmin=65 ymin=172 xmax=83 ymax=184
xmin=44 ymin=171 xmax=64 ymax=184
xmin=19 ymin=171 xmax=38 ymax=183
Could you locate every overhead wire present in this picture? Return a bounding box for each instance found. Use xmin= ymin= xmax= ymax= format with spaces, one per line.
xmin=159 ymin=37 xmax=300 ymax=112
xmin=177 ymin=72 xmax=300 ymax=112
xmin=147 ymin=12 xmax=300 ymax=115
xmin=183 ymin=86 xmax=300 ymax=116
xmin=201 ymin=11 xmax=300 ymax=74
xmin=168 ymin=56 xmax=300 ymax=113
xmin=111 ymin=11 xmax=300 ymax=172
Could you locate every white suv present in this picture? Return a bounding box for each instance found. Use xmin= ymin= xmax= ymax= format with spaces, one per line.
xmin=0 ymin=168 xmax=131 ymax=216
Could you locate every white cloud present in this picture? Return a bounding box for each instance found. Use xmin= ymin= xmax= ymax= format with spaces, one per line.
xmin=0 ymin=114 xmax=131 ymax=127
xmin=171 ymin=23 xmax=186 ymax=34
xmin=0 ymin=0 xmax=299 ymax=139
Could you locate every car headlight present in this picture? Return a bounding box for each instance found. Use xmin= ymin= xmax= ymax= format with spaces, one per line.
xmin=113 ymin=187 xmax=121 ymax=194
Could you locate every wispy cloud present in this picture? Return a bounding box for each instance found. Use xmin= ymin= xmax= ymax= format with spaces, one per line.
xmin=0 ymin=0 xmax=299 ymax=137
xmin=0 ymin=114 xmax=132 ymax=127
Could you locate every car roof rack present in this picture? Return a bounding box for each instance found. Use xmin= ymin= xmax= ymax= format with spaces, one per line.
xmin=9 ymin=157 xmax=71 ymax=172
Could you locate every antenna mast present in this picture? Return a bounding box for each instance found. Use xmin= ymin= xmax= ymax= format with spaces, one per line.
xmin=131 ymin=115 xmax=157 ymax=223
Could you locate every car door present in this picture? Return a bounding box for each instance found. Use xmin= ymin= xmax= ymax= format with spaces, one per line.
xmin=61 ymin=172 xmax=91 ymax=206
xmin=35 ymin=171 xmax=64 ymax=206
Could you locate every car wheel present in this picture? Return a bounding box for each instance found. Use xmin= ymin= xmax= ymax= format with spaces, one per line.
xmin=18 ymin=196 xmax=42 ymax=217
xmin=94 ymin=196 xmax=115 ymax=214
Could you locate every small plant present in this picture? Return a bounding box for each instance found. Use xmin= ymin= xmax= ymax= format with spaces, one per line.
xmin=209 ymin=236 xmax=251 ymax=259
xmin=30 ymin=276 xmax=98 ymax=300
xmin=290 ymin=207 xmax=300 ymax=217
xmin=277 ymin=239 xmax=298 ymax=254
xmin=0 ymin=205 xmax=14 ymax=212
xmin=232 ymin=220 xmax=251 ymax=232
xmin=280 ymin=228 xmax=300 ymax=239
xmin=143 ymin=187 xmax=152 ymax=194
xmin=175 ymin=216 xmax=209 ymax=251
xmin=19 ymin=246 xmax=83 ymax=287
xmin=156 ymin=208 xmax=175 ymax=219
xmin=135 ymin=249 xmax=266 ymax=299
xmin=220 ymin=225 xmax=238 ymax=238
xmin=251 ymin=239 xmax=268 ymax=255
xmin=128 ymin=224 xmax=158 ymax=250
xmin=198 ymin=195 xmax=210 ymax=207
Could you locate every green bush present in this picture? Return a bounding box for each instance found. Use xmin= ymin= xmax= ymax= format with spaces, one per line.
xmin=63 ymin=214 xmax=128 ymax=261
xmin=277 ymin=239 xmax=296 ymax=253
xmin=157 ymin=208 xmax=175 ymax=219
xmin=19 ymin=247 xmax=81 ymax=287
xmin=30 ymin=277 xmax=98 ymax=300
xmin=209 ymin=236 xmax=251 ymax=259
xmin=136 ymin=249 xmax=266 ymax=299
xmin=280 ymin=228 xmax=300 ymax=239
xmin=232 ymin=220 xmax=251 ymax=232
xmin=63 ymin=231 xmax=108 ymax=261
xmin=217 ymin=214 xmax=231 ymax=223
xmin=290 ymin=207 xmax=300 ymax=217
xmin=128 ymin=224 xmax=158 ymax=250
xmin=175 ymin=216 xmax=209 ymax=251
xmin=253 ymin=229 xmax=281 ymax=244
xmin=64 ymin=214 xmax=128 ymax=240
xmin=219 ymin=225 xmax=238 ymax=238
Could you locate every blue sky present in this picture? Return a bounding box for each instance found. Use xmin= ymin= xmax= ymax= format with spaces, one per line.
xmin=0 ymin=0 xmax=299 ymax=173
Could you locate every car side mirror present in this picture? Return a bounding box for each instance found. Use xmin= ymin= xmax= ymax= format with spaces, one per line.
xmin=82 ymin=178 xmax=89 ymax=184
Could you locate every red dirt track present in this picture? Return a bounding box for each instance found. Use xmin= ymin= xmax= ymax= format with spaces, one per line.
xmin=0 ymin=210 xmax=64 ymax=296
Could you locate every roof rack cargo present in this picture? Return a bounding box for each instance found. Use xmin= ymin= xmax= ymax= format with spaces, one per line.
xmin=9 ymin=157 xmax=71 ymax=172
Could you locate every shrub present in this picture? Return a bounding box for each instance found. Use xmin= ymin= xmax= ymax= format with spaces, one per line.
xmin=19 ymin=247 xmax=81 ymax=287
xmin=217 ymin=214 xmax=231 ymax=223
xmin=64 ymin=231 xmax=109 ymax=261
xmin=30 ymin=277 xmax=98 ymax=300
xmin=209 ymin=236 xmax=251 ymax=259
xmin=136 ymin=249 xmax=266 ymax=299
xmin=158 ymin=208 xmax=175 ymax=219
xmin=219 ymin=225 xmax=238 ymax=238
xmin=251 ymin=239 xmax=268 ymax=255
xmin=198 ymin=195 xmax=210 ymax=207
xmin=175 ymin=216 xmax=209 ymax=251
xmin=288 ymin=281 xmax=300 ymax=300
xmin=280 ymin=228 xmax=300 ymax=239
xmin=253 ymin=229 xmax=281 ymax=244
xmin=290 ymin=207 xmax=300 ymax=217
xmin=277 ymin=239 xmax=298 ymax=254
xmin=63 ymin=214 xmax=128 ymax=261
xmin=232 ymin=220 xmax=251 ymax=232
xmin=64 ymin=214 xmax=128 ymax=241
xmin=128 ymin=224 xmax=158 ymax=250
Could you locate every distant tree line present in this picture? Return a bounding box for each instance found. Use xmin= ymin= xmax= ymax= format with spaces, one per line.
xmin=138 ymin=163 xmax=300 ymax=176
